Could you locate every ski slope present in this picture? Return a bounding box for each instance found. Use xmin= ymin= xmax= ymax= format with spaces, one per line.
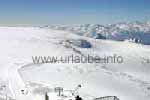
xmin=0 ymin=27 xmax=149 ymax=100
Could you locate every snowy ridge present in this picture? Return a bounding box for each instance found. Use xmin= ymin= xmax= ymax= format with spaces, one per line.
xmin=46 ymin=21 xmax=150 ymax=45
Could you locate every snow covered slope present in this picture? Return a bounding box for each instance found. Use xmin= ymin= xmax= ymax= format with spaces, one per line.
xmin=0 ymin=26 xmax=150 ymax=100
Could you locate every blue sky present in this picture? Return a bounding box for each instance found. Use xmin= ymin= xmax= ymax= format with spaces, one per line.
xmin=0 ymin=0 xmax=150 ymax=25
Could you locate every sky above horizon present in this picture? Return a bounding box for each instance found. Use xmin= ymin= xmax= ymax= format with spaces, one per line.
xmin=0 ymin=0 xmax=150 ymax=25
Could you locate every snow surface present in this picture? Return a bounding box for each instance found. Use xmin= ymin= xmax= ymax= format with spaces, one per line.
xmin=0 ymin=26 xmax=149 ymax=100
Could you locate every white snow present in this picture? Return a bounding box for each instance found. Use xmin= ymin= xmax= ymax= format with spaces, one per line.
xmin=0 ymin=26 xmax=149 ymax=100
